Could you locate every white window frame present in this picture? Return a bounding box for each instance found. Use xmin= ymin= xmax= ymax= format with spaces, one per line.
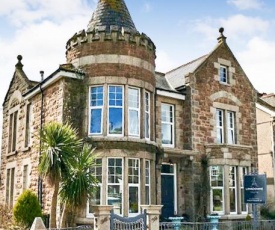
xmin=128 ymin=87 xmax=140 ymax=137
xmin=229 ymin=166 xmax=237 ymax=214
xmin=210 ymin=166 xmax=224 ymax=215
xmin=89 ymin=86 xmax=104 ymax=135
xmin=107 ymin=158 xmax=123 ymax=215
xmin=128 ymin=158 xmax=140 ymax=216
xmin=220 ymin=65 xmax=228 ymax=83
xmin=227 ymin=111 xmax=235 ymax=144
xmin=108 ymin=86 xmax=124 ymax=137
xmin=87 ymin=158 xmax=102 ymax=218
xmin=216 ymin=109 xmax=236 ymax=144
xmin=144 ymin=91 xmax=150 ymax=140
xmin=145 ymin=160 xmax=150 ymax=205
xmin=240 ymin=166 xmax=249 ymax=214
xmin=161 ymin=103 xmax=174 ymax=147
xmin=216 ymin=109 xmax=224 ymax=144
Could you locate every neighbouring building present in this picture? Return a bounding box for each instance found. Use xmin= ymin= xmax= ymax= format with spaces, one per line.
xmin=0 ymin=0 xmax=258 ymax=225
xmin=256 ymin=93 xmax=275 ymax=203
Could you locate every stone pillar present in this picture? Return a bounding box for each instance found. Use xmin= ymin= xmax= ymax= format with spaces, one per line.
xmin=93 ymin=205 xmax=113 ymax=230
xmin=140 ymin=205 xmax=163 ymax=230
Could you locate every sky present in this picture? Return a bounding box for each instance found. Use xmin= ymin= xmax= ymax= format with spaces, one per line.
xmin=1 ymin=0 xmax=275 ymax=142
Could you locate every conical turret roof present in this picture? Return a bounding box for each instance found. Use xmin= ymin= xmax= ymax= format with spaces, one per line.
xmin=87 ymin=0 xmax=137 ymax=33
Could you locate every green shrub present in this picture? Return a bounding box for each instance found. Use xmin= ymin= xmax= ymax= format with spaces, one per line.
xmin=13 ymin=189 xmax=42 ymax=228
xmin=260 ymin=205 xmax=275 ymax=219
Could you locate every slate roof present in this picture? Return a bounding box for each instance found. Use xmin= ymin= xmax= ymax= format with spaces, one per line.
xmin=155 ymin=72 xmax=176 ymax=92
xmin=165 ymin=55 xmax=208 ymax=89
xmin=87 ymin=0 xmax=137 ymax=33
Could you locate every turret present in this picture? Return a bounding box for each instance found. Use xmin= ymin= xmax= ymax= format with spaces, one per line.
xmin=66 ymin=0 xmax=156 ymax=86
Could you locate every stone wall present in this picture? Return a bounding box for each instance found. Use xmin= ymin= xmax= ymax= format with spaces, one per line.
xmin=187 ymin=42 xmax=258 ymax=162
xmin=0 ymin=74 xmax=66 ymax=217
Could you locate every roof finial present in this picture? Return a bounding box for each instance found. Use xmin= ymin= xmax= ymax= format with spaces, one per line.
xmin=15 ymin=55 xmax=23 ymax=69
xmin=217 ymin=27 xmax=227 ymax=43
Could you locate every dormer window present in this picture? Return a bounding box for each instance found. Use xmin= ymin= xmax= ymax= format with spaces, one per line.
xmin=220 ymin=65 xmax=228 ymax=83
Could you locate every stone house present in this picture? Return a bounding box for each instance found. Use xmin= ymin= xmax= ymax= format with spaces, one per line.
xmin=0 ymin=0 xmax=258 ymax=225
xmin=256 ymin=93 xmax=275 ymax=203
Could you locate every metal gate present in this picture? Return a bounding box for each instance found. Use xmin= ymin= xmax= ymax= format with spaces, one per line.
xmin=110 ymin=209 xmax=147 ymax=230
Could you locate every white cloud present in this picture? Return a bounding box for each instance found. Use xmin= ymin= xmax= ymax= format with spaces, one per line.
xmin=220 ymin=15 xmax=269 ymax=38
xmin=193 ymin=14 xmax=269 ymax=41
xmin=155 ymin=50 xmax=181 ymax=73
xmin=0 ymin=0 xmax=96 ymax=149
xmin=237 ymin=37 xmax=275 ymax=93
xmin=227 ymin=0 xmax=263 ymax=10
xmin=190 ymin=13 xmax=275 ymax=93
xmin=0 ymin=0 xmax=93 ymax=26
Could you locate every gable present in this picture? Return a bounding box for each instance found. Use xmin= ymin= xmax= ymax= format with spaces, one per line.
xmin=194 ymin=41 xmax=256 ymax=94
xmin=3 ymin=69 xmax=33 ymax=106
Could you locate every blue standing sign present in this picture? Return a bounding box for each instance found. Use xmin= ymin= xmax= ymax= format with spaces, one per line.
xmin=244 ymin=174 xmax=267 ymax=204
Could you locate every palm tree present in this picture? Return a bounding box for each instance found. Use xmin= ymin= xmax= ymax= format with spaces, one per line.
xmin=59 ymin=143 xmax=99 ymax=227
xmin=38 ymin=122 xmax=81 ymax=228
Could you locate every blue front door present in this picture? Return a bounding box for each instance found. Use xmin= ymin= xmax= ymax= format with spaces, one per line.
xmin=161 ymin=174 xmax=174 ymax=220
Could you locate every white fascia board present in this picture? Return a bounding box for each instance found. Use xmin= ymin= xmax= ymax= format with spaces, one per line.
xmin=24 ymin=71 xmax=81 ymax=100
xmin=157 ymin=89 xmax=185 ymax=100
xmin=256 ymin=103 xmax=275 ymax=117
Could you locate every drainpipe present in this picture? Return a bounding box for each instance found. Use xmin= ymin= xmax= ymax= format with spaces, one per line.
xmin=272 ymin=117 xmax=275 ymax=198
xmin=38 ymin=71 xmax=44 ymax=207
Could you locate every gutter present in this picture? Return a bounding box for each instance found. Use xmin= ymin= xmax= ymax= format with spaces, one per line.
xmin=38 ymin=71 xmax=44 ymax=207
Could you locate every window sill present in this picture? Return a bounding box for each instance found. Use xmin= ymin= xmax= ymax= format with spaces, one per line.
xmin=220 ymin=214 xmax=250 ymax=220
xmin=205 ymin=143 xmax=253 ymax=150
xmin=22 ymin=146 xmax=31 ymax=152
xmin=6 ymin=151 xmax=18 ymax=157
xmin=219 ymin=81 xmax=231 ymax=86
xmin=88 ymin=136 xmax=158 ymax=146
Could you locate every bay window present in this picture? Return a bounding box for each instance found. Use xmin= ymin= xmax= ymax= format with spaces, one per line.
xmin=128 ymin=88 xmax=140 ymax=136
xmin=128 ymin=159 xmax=140 ymax=215
xmin=229 ymin=166 xmax=237 ymax=214
xmin=107 ymin=158 xmax=123 ymax=215
xmin=240 ymin=167 xmax=249 ymax=213
xmin=210 ymin=165 xmax=250 ymax=215
xmin=210 ymin=166 xmax=224 ymax=213
xmin=145 ymin=160 xmax=150 ymax=205
xmin=108 ymin=86 xmax=123 ymax=136
xmin=161 ymin=104 xmax=174 ymax=147
xmin=88 ymin=159 xmax=102 ymax=216
xmin=144 ymin=92 xmax=150 ymax=140
xmin=89 ymin=86 xmax=104 ymax=135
